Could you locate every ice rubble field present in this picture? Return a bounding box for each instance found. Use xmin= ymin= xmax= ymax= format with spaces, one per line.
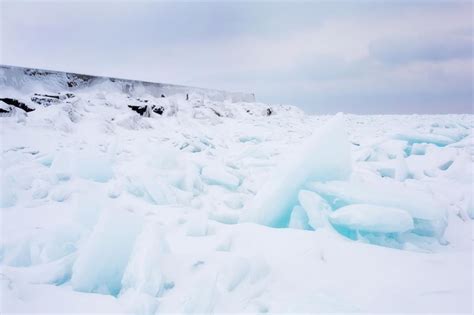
xmin=1 ymin=87 xmax=473 ymax=313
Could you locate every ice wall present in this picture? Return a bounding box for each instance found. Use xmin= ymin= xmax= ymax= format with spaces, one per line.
xmin=0 ymin=65 xmax=256 ymax=103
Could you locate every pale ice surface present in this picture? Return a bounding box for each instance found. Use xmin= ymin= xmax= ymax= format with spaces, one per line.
xmin=297 ymin=190 xmax=331 ymax=229
xmin=201 ymin=166 xmax=240 ymax=190
xmin=329 ymin=204 xmax=414 ymax=233
xmin=288 ymin=205 xmax=311 ymax=230
xmin=0 ymin=74 xmax=473 ymax=314
xmin=71 ymin=207 xmax=143 ymax=296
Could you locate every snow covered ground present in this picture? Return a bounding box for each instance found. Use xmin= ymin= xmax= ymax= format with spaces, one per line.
xmin=1 ymin=69 xmax=473 ymax=314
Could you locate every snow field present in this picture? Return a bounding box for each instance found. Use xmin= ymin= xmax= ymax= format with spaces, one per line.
xmin=1 ymin=77 xmax=473 ymax=313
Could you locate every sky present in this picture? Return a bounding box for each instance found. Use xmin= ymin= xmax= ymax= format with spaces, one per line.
xmin=0 ymin=0 xmax=472 ymax=114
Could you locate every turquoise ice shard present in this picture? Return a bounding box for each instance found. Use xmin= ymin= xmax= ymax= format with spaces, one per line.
xmin=240 ymin=113 xmax=351 ymax=227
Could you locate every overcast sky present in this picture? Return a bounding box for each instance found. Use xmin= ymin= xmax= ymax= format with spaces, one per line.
xmin=1 ymin=0 xmax=472 ymax=114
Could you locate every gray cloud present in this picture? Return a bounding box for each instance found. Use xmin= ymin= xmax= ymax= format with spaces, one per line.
xmin=369 ymin=32 xmax=473 ymax=65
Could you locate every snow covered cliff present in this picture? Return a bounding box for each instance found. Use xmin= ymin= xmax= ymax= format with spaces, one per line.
xmin=0 ymin=65 xmax=256 ymax=103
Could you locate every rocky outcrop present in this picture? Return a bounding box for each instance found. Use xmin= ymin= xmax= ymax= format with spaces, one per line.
xmin=0 ymin=98 xmax=35 ymax=112
xmin=128 ymin=104 xmax=165 ymax=117
xmin=30 ymin=93 xmax=75 ymax=106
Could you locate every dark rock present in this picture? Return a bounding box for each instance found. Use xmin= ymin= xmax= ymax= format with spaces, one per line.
xmin=0 ymin=106 xmax=12 ymax=114
xmin=152 ymin=105 xmax=164 ymax=115
xmin=211 ymin=108 xmax=222 ymax=117
xmin=34 ymin=93 xmax=60 ymax=99
xmin=128 ymin=105 xmax=148 ymax=116
xmin=24 ymin=69 xmax=52 ymax=77
xmin=0 ymin=98 xmax=35 ymax=112
xmin=128 ymin=104 xmax=165 ymax=116
xmin=30 ymin=94 xmax=61 ymax=106
xmin=266 ymin=108 xmax=273 ymax=116
xmin=66 ymin=73 xmax=93 ymax=88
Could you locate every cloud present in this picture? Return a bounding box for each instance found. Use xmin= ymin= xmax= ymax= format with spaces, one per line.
xmin=0 ymin=0 xmax=472 ymax=114
xmin=369 ymin=32 xmax=473 ymax=65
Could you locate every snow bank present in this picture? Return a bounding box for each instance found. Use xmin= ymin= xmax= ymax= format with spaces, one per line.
xmin=240 ymin=113 xmax=351 ymax=227
xmin=186 ymin=212 xmax=209 ymax=236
